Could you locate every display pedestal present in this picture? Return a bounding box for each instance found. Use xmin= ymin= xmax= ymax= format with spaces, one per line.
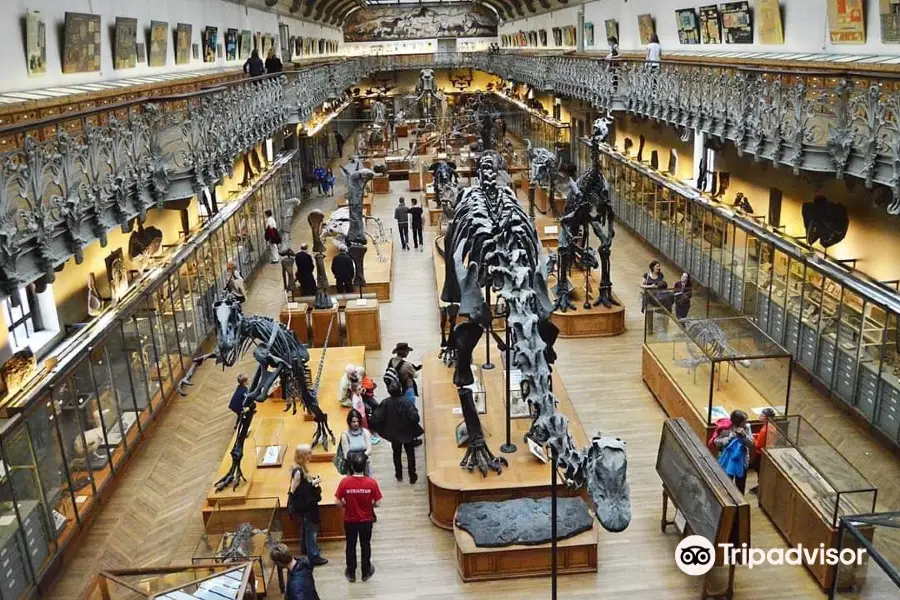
xmin=423 ymin=348 xmax=589 ymax=531
xmin=345 ymin=298 xmax=381 ymax=350
xmin=373 ymin=175 xmax=390 ymax=194
xmin=337 ymin=194 xmax=373 ymax=216
xmin=551 ymin=272 xmax=626 ymax=337
xmin=453 ymin=519 xmax=598 ymax=582
xmin=203 ymin=347 xmax=367 ymax=543
xmin=279 ymin=302 xmax=309 ymax=345
xmin=409 ymin=171 xmax=424 ymax=192
xmin=325 ymin=237 xmax=393 ymax=302
xmin=311 ymin=305 xmax=339 ymax=348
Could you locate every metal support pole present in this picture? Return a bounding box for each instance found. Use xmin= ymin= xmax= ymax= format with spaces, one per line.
xmin=529 ymin=183 xmax=536 ymax=221
xmin=551 ymin=445 xmax=558 ymax=600
xmin=500 ymin=319 xmax=516 ymax=453
xmin=483 ymin=284 xmax=495 ymax=370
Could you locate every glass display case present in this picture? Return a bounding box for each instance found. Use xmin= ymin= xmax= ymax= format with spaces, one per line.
xmin=0 ymin=422 xmax=39 ymax=600
xmin=192 ymin=497 xmax=283 ymax=596
xmin=600 ymin=144 xmax=900 ymax=450
xmin=832 ymin=513 xmax=900 ymax=599
xmin=762 ymin=415 xmax=877 ymax=528
xmin=643 ymin=292 xmax=793 ymax=438
xmin=759 ymin=415 xmax=877 ymax=589
xmin=0 ymin=150 xmax=296 ymax=599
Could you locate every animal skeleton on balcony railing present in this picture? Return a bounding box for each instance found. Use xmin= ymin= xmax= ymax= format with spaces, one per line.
xmin=441 ymin=152 xmax=631 ymax=533
xmin=178 ymin=295 xmax=335 ymax=492
xmin=555 ymin=117 xmax=620 ymax=312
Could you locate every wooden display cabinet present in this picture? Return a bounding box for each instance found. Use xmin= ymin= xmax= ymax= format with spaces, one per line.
xmin=344 ymin=298 xmax=381 ymax=350
xmin=279 ymin=302 xmax=309 ymax=345
xmin=758 ymin=415 xmax=877 ymax=590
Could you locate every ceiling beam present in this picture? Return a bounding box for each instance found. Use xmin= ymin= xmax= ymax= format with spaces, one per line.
xmin=328 ymin=0 xmax=358 ymax=26
xmin=302 ymin=0 xmax=315 ymax=19
xmin=507 ymin=0 xmax=526 ymax=18
xmin=483 ymin=0 xmax=516 ymax=21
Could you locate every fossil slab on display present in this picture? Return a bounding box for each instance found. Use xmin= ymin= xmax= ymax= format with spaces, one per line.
xmin=455 ymin=497 xmax=593 ymax=547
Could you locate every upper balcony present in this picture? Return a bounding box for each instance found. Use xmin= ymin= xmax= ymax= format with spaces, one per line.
xmin=4 ymin=50 xmax=900 ymax=297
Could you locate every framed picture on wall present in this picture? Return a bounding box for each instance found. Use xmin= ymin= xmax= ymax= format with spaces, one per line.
xmin=114 ymin=17 xmax=138 ymax=69
xmin=604 ymin=19 xmax=618 ymax=42
xmin=175 ymin=23 xmax=192 ymax=65
xmin=552 ymin=26 xmax=562 ymax=46
xmin=149 ymin=21 xmax=168 ymax=67
xmin=827 ymin=0 xmax=866 ymax=43
xmin=637 ymin=14 xmax=655 ymax=45
xmin=881 ymin=0 xmax=900 ymax=43
xmin=202 ymin=26 xmax=218 ymax=62
xmin=240 ymin=30 xmax=252 ymax=58
xmin=720 ymin=2 xmax=753 ymax=44
xmin=699 ymin=5 xmax=722 ymax=43
xmin=539 ymin=29 xmax=548 ymax=46
xmin=225 ymin=29 xmax=238 ymax=60
xmin=584 ymin=22 xmax=595 ymax=47
xmin=62 ymin=12 xmax=102 ymax=74
xmin=25 ymin=10 xmax=47 ymax=77
xmin=675 ymin=9 xmax=700 ymax=44
xmin=758 ymin=0 xmax=785 ymax=44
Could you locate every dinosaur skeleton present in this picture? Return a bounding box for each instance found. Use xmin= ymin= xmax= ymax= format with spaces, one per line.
xmin=179 ymin=295 xmax=335 ymax=492
xmin=216 ymin=522 xmax=261 ymax=561
xmin=321 ymin=207 xmax=387 ymax=261
xmin=429 ymin=160 xmax=460 ymax=234
xmin=441 ymin=153 xmax=631 ymax=533
xmin=340 ymin=159 xmax=375 ymax=288
xmin=677 ymin=319 xmax=753 ymax=372
xmin=554 ymin=117 xmax=620 ymax=311
xmin=525 ymin=140 xmax=561 ymax=219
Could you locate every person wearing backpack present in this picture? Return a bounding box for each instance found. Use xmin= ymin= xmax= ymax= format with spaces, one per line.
xmin=713 ymin=410 xmax=754 ymax=493
xmin=288 ymin=445 xmax=328 ymax=566
xmin=377 ymin=370 xmax=424 ymax=483
xmin=387 ymin=342 xmax=420 ymax=406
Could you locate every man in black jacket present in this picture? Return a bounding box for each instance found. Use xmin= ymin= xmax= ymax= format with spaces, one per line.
xmin=331 ymin=248 xmax=355 ymax=293
xmin=373 ymin=371 xmax=424 ymax=483
xmin=295 ymin=243 xmax=317 ymax=297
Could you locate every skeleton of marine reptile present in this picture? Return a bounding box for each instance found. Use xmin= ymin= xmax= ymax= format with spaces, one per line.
xmin=440 ymin=152 xmax=631 ymax=533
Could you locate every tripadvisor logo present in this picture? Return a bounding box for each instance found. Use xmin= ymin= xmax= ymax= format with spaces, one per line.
xmin=675 ymin=535 xmax=866 ymax=575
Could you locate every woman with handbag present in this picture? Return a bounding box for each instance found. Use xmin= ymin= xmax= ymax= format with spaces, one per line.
xmin=288 ymin=445 xmax=328 ymax=566
xmin=338 ymin=409 xmax=372 ymax=476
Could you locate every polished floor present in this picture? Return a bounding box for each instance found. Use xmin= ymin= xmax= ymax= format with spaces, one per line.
xmin=47 ymin=139 xmax=900 ymax=599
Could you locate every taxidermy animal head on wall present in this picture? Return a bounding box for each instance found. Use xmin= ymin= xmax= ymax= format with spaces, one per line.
xmin=802 ymin=195 xmax=849 ymax=249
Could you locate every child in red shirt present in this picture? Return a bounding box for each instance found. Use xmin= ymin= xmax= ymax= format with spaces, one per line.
xmin=335 ymin=453 xmax=382 ymax=582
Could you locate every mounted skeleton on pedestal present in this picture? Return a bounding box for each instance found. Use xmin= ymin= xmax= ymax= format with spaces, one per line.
xmin=179 ymin=295 xmax=335 ymax=491
xmin=554 ymin=117 xmax=620 ymax=312
xmin=441 ymin=153 xmax=631 ymax=533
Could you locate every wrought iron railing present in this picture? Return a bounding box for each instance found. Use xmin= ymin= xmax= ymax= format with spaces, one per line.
xmin=5 ymin=51 xmax=900 ymax=296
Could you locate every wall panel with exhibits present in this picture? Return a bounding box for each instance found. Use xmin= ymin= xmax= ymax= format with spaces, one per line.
xmin=499 ymin=0 xmax=900 ymax=56
xmin=1 ymin=0 xmax=342 ymax=94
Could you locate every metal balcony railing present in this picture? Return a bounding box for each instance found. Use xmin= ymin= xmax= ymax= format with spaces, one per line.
xmin=4 ymin=50 xmax=900 ymax=296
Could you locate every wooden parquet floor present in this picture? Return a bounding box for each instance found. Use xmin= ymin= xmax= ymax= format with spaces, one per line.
xmin=47 ymin=138 xmax=900 ymax=600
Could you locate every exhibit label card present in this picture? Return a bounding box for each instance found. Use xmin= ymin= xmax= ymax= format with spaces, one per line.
xmin=699 ymin=5 xmax=722 ymax=44
xmin=758 ymin=0 xmax=785 ymax=44
xmin=720 ymin=2 xmax=753 ymax=44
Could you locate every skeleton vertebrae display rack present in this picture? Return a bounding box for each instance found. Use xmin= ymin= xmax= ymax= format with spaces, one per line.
xmin=441 ymin=152 xmax=631 ymax=533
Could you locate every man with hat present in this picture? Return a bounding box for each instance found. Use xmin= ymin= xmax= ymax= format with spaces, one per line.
xmin=388 ymin=342 xmax=420 ymax=406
